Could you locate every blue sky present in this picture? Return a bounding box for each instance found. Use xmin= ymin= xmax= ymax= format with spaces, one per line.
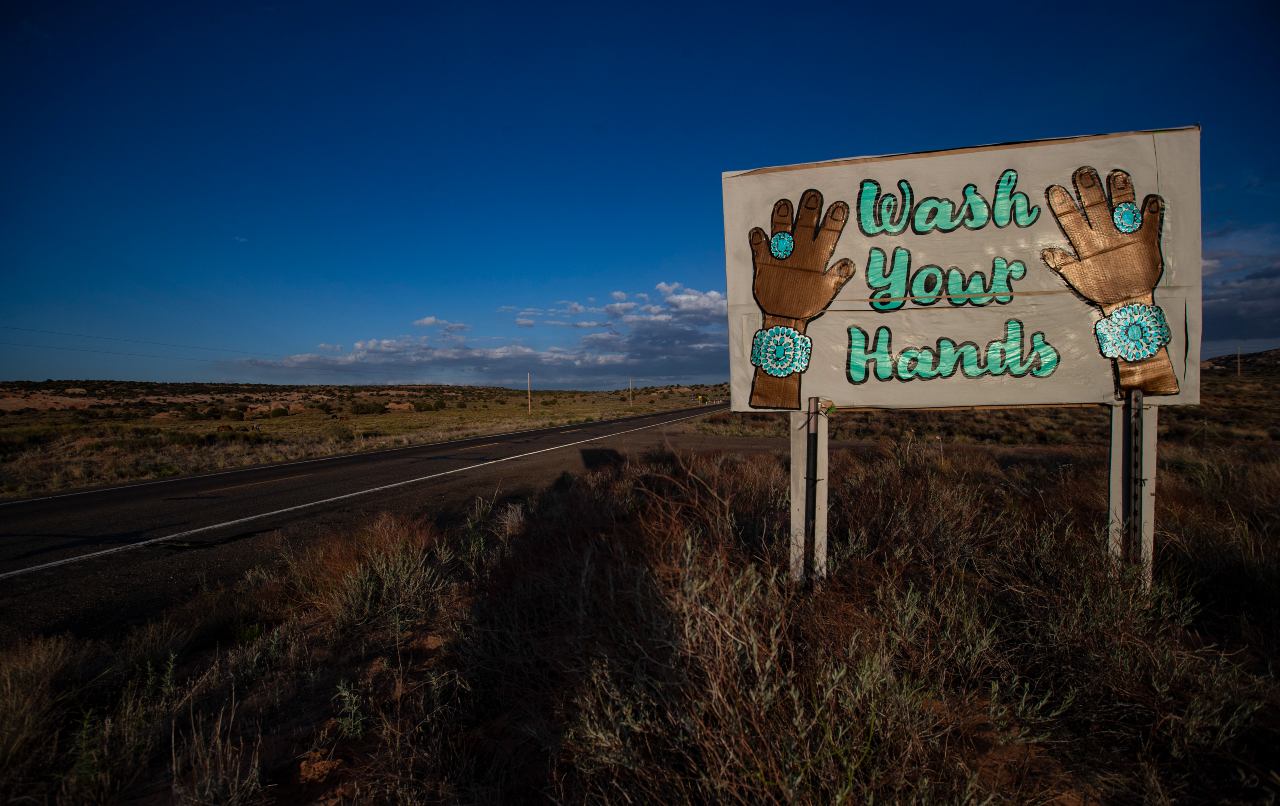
xmin=3 ymin=1 xmax=1278 ymax=388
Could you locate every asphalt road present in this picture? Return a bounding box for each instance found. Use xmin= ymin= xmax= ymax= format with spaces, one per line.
xmin=0 ymin=404 xmax=738 ymax=645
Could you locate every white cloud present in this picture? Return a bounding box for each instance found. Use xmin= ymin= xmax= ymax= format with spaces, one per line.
xmin=659 ymin=283 xmax=726 ymax=320
xmin=1202 ymin=224 xmax=1280 ymax=342
xmin=242 ymin=281 xmax=729 ymax=387
xmin=545 ymin=320 xmax=608 ymax=329
xmin=414 ymin=315 xmax=469 ymax=334
xmin=623 ymin=312 xmax=672 ymax=323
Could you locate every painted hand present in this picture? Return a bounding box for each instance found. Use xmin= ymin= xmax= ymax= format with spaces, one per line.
xmin=749 ymin=189 xmax=855 ymax=322
xmin=747 ymin=189 xmax=855 ymax=409
xmin=1041 ymin=167 xmax=1178 ymax=395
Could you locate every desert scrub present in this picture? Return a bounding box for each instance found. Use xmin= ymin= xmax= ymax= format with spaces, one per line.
xmin=0 ymin=381 xmax=720 ymax=498
xmin=170 ymin=696 xmax=264 ymax=805
xmin=555 ymin=539 xmax=980 ymax=802
xmin=304 ymin=444 xmax=1276 ymax=802
xmin=1 ymin=414 xmax=1276 ymax=801
xmin=0 ymin=515 xmax=458 ymax=803
xmin=557 ymin=448 xmax=1271 ymax=800
xmin=281 ymin=513 xmax=450 ymax=635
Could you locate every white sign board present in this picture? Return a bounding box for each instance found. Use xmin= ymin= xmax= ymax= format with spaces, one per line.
xmin=723 ymin=128 xmax=1201 ymax=411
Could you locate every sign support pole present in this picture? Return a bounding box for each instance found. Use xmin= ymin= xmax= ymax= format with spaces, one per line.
xmin=1108 ymin=390 xmax=1157 ymax=589
xmin=790 ymin=397 xmax=827 ymax=584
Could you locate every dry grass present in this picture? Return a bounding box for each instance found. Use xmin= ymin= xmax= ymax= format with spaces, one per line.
xmin=170 ymin=696 xmax=264 ymax=805
xmin=0 ymin=380 xmax=726 ymax=498
xmin=0 ymin=366 xmax=1276 ymax=801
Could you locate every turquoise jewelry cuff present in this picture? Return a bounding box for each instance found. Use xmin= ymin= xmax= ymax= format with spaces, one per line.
xmin=1095 ymin=302 xmax=1171 ymax=362
xmin=751 ymin=325 xmax=812 ymax=378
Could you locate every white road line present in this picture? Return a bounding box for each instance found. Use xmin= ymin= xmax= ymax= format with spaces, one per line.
xmin=0 ymin=407 xmax=718 ymax=507
xmin=0 ymin=409 xmax=717 ymax=581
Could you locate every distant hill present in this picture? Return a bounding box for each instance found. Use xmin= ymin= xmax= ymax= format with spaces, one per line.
xmin=1202 ymin=347 xmax=1280 ymax=373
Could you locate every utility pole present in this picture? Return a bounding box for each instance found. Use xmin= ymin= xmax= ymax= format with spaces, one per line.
xmin=629 ymin=377 xmax=633 ymax=406
xmin=1237 ymin=346 xmax=1242 ymax=378
xmin=527 ymin=372 xmax=532 ymax=414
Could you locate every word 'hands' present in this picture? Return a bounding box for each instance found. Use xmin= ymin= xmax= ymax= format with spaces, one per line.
xmin=749 ymin=189 xmax=855 ymax=323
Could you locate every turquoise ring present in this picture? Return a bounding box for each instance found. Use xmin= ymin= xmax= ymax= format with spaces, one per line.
xmin=1112 ymin=201 xmax=1142 ymax=234
xmin=769 ymin=232 xmax=794 ymax=260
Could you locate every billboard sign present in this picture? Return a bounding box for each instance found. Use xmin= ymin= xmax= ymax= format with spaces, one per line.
xmin=723 ymin=128 xmax=1201 ymax=410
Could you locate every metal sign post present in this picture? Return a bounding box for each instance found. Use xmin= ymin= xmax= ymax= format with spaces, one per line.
xmin=790 ymin=398 xmax=827 ymax=584
xmin=1109 ymin=390 xmax=1157 ymax=588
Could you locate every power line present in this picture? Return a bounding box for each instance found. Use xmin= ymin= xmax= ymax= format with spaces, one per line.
xmin=0 ymin=325 xmax=284 ymax=358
